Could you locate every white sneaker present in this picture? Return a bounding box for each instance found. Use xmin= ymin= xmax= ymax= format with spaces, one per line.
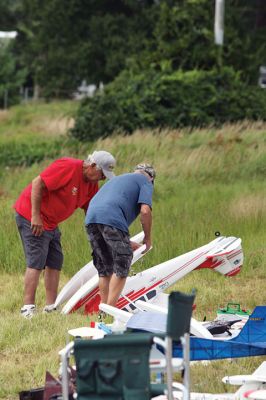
xmin=43 ymin=304 xmax=57 ymax=313
xmin=20 ymin=304 xmax=36 ymax=319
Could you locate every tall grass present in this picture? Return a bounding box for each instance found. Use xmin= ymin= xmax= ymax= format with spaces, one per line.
xmin=0 ymin=103 xmax=265 ymax=398
xmin=0 ymin=100 xmax=77 ymax=138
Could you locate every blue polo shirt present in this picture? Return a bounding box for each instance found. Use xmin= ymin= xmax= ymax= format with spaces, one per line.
xmin=85 ymin=173 xmax=153 ymax=233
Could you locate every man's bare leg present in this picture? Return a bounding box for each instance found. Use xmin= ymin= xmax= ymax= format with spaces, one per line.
xmin=44 ymin=267 xmax=60 ymax=305
xmin=107 ymin=275 xmax=127 ymax=307
xmin=24 ymin=267 xmax=42 ymax=304
xmin=99 ymin=276 xmax=112 ymax=304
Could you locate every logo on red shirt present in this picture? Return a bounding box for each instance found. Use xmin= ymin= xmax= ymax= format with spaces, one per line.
xmin=72 ymin=186 xmax=78 ymax=196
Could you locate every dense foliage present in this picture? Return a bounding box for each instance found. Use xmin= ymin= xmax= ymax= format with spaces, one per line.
xmin=2 ymin=0 xmax=266 ymax=132
xmin=13 ymin=0 xmax=158 ymax=97
xmin=2 ymin=0 xmax=266 ymax=97
xmin=0 ymin=41 xmax=26 ymax=107
xmin=71 ymin=66 xmax=266 ymax=141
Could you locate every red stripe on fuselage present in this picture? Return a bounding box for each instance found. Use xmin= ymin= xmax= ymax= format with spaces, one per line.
xmin=116 ymin=280 xmax=163 ymax=309
xmin=117 ymin=250 xmax=208 ymax=309
xmin=70 ymin=287 xmax=99 ymax=312
xmin=227 ymin=249 xmax=242 ymax=260
xmin=161 ymin=250 xmax=207 ymax=281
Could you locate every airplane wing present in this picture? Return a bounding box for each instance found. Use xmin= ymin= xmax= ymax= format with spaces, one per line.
xmin=135 ymin=300 xmax=213 ymax=339
xmin=205 ymin=238 xmax=241 ymax=258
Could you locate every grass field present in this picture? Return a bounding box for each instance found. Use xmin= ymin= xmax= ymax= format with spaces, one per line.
xmin=0 ymin=102 xmax=265 ymax=399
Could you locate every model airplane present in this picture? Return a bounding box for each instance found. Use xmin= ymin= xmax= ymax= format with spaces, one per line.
xmin=60 ymin=235 xmax=243 ymax=314
xmin=181 ymin=305 xmax=266 ymax=361
xmin=120 ymin=302 xmax=266 ymax=361
xmin=160 ymin=361 xmax=266 ymax=400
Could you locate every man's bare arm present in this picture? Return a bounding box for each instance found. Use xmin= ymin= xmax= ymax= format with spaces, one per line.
xmin=140 ymin=204 xmax=152 ymax=252
xmin=31 ymin=176 xmax=46 ymax=236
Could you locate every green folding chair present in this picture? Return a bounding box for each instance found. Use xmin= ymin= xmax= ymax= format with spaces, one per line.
xmin=165 ymin=290 xmax=195 ymax=400
xmin=59 ymin=290 xmax=195 ymax=400
xmin=74 ymin=332 xmax=163 ymax=400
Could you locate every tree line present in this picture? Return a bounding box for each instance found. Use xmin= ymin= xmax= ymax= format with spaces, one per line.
xmin=1 ymin=0 xmax=266 ymax=135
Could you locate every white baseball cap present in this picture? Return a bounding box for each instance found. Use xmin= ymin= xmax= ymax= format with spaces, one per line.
xmin=90 ymin=150 xmax=116 ymax=179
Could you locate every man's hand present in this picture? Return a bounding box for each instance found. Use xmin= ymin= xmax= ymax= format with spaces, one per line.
xmin=142 ymin=238 xmax=152 ymax=253
xmin=31 ymin=215 xmax=44 ymax=236
xmin=31 ymin=175 xmax=45 ymax=236
xmin=130 ymin=241 xmax=141 ymax=251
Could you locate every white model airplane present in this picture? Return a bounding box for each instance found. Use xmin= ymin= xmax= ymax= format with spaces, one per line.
xmin=60 ymin=235 xmax=243 ymax=315
xmin=120 ymin=299 xmax=266 ymax=362
xmin=151 ymin=361 xmax=266 ymax=400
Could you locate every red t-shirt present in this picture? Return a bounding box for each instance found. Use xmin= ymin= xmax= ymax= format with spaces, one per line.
xmin=14 ymin=158 xmax=98 ymax=230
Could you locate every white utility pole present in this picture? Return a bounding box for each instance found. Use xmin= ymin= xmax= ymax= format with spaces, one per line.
xmin=214 ymin=0 xmax=225 ymax=46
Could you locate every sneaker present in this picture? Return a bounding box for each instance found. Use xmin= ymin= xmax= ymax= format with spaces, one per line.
xmin=20 ymin=304 xmax=36 ymax=319
xmin=43 ymin=304 xmax=57 ymax=313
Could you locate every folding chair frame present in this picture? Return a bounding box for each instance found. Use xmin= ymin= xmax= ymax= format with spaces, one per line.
xmin=59 ymin=335 xmax=190 ymax=400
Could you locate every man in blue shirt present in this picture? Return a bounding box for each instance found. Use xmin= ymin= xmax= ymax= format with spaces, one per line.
xmin=85 ymin=163 xmax=156 ymax=307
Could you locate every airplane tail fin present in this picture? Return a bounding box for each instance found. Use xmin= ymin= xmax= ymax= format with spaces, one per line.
xmin=196 ymin=237 xmax=243 ymax=276
xmin=232 ymin=306 xmax=266 ymax=345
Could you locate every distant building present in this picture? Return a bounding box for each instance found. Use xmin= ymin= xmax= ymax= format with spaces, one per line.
xmin=258 ymin=66 xmax=266 ymax=89
xmin=73 ymin=80 xmax=104 ymax=100
xmin=0 ymin=31 xmax=17 ymax=39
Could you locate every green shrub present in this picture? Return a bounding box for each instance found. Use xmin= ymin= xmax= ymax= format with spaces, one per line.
xmin=71 ymin=67 xmax=266 ymax=141
xmin=0 ymin=136 xmax=63 ymax=167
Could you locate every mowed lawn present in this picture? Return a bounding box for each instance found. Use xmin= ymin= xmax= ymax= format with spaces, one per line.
xmin=0 ymin=102 xmax=265 ymax=399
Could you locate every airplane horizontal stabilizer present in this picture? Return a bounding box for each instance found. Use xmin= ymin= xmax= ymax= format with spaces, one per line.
xmin=205 ymin=238 xmax=241 ymax=258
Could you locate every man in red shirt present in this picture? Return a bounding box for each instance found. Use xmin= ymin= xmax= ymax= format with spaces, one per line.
xmin=14 ymin=150 xmax=116 ymax=318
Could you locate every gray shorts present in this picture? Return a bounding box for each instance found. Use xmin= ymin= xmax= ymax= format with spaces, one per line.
xmin=86 ymin=224 xmax=133 ymax=278
xmin=15 ymin=213 xmax=63 ymax=270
